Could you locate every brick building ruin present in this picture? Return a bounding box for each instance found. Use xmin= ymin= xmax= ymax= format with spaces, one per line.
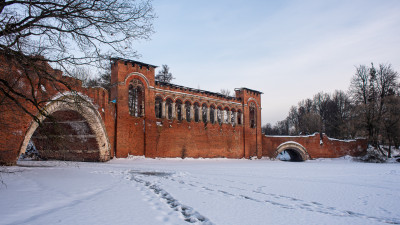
xmin=110 ymin=58 xmax=263 ymax=159
xmin=0 ymin=57 xmax=367 ymax=165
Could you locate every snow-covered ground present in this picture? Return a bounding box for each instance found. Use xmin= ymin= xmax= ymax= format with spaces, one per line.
xmin=1 ymin=157 xmax=399 ymax=225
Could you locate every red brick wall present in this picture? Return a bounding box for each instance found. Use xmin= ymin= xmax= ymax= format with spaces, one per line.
xmin=110 ymin=59 xmax=260 ymax=159
xmin=2 ymin=55 xmax=367 ymax=165
xmin=145 ymin=119 xmax=244 ymax=158
xmin=262 ymin=133 xmax=367 ymax=159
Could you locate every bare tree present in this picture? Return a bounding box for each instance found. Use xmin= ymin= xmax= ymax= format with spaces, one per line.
xmin=0 ymin=0 xmax=155 ymax=123
xmin=70 ymin=66 xmax=94 ymax=85
xmin=269 ymin=63 xmax=398 ymax=151
xmin=85 ymin=67 xmax=111 ymax=91
xmin=155 ymin=65 xmax=174 ymax=83
xmin=220 ymin=89 xmax=232 ymax=97
xmin=350 ymin=63 xmax=399 ymax=148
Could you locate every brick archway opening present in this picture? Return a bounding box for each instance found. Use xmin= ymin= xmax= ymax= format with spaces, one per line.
xmin=19 ymin=94 xmax=111 ymax=162
xmin=277 ymin=149 xmax=304 ymax=162
xmin=275 ymin=142 xmax=309 ymax=162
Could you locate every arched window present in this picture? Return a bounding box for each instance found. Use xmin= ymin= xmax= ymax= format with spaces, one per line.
xmin=202 ymin=103 xmax=208 ymax=123
xmin=176 ymin=99 xmax=183 ymax=121
xmin=237 ymin=110 xmax=242 ymax=125
xmin=128 ymin=79 xmax=144 ymax=117
xmin=224 ymin=107 xmax=230 ymax=124
xmin=231 ymin=109 xmax=236 ymax=126
xmin=155 ymin=96 xmax=163 ymax=118
xmin=185 ymin=101 xmax=191 ymax=122
xmin=166 ymin=98 xmax=173 ymax=120
xmin=194 ymin=103 xmax=200 ymax=122
xmin=249 ymin=102 xmax=256 ymax=128
xmin=210 ymin=105 xmax=215 ymax=124
xmin=217 ymin=106 xmax=222 ymax=125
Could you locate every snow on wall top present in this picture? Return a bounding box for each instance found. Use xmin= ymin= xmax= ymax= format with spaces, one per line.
xmin=265 ymin=132 xmax=361 ymax=143
xmin=276 ymin=141 xmax=306 ymax=150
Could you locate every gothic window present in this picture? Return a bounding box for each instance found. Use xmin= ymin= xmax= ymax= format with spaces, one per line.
xmin=202 ymin=103 xmax=208 ymax=123
xmin=237 ymin=110 xmax=242 ymax=125
xmin=155 ymin=96 xmax=163 ymax=118
xmin=210 ymin=105 xmax=215 ymax=124
xmin=176 ymin=99 xmax=183 ymax=121
xmin=217 ymin=106 xmax=222 ymax=125
xmin=185 ymin=101 xmax=191 ymax=122
xmin=128 ymin=79 xmax=144 ymax=117
xmin=194 ymin=103 xmax=200 ymax=122
xmin=166 ymin=98 xmax=173 ymax=120
xmin=249 ymin=102 xmax=256 ymax=128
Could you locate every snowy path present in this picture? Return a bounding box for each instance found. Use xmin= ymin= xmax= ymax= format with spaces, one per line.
xmin=1 ymin=158 xmax=400 ymax=225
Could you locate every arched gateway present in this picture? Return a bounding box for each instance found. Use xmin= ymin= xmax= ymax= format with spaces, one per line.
xmin=275 ymin=141 xmax=310 ymax=161
xmin=19 ymin=93 xmax=111 ymax=162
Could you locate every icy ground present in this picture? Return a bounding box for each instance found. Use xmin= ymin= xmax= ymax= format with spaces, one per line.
xmin=1 ymin=158 xmax=400 ymax=225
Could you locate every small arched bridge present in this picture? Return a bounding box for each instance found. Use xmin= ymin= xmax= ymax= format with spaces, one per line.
xmin=262 ymin=133 xmax=368 ymax=161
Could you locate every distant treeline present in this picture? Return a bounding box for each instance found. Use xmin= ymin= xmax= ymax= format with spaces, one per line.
xmin=263 ymin=63 xmax=399 ymax=150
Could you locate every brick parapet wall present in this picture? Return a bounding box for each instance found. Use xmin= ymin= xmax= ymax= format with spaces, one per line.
xmin=262 ymin=133 xmax=368 ymax=159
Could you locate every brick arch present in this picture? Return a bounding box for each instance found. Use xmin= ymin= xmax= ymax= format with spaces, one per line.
xmin=154 ymin=93 xmax=164 ymax=99
xmin=183 ymin=99 xmax=192 ymax=104
xmin=274 ymin=141 xmax=309 ymax=161
xmin=19 ymin=92 xmax=111 ymax=161
xmin=124 ymin=72 xmax=150 ymax=88
xmin=192 ymin=101 xmax=201 ymax=106
xmin=247 ymin=99 xmax=259 ymax=108
xmin=247 ymin=99 xmax=260 ymax=111
xmin=164 ymin=95 xmax=174 ymax=101
xmin=199 ymin=102 xmax=209 ymax=107
xmin=174 ymin=97 xmax=184 ymax=103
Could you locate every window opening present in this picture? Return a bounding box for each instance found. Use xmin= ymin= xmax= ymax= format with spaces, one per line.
xmin=194 ymin=103 xmax=200 ymax=122
xmin=176 ymin=100 xmax=182 ymax=121
xmin=166 ymin=98 xmax=173 ymax=120
xmin=237 ymin=110 xmax=242 ymax=125
xmin=210 ymin=105 xmax=215 ymax=124
xmin=185 ymin=101 xmax=191 ymax=122
xmin=128 ymin=79 xmax=144 ymax=117
xmin=249 ymin=102 xmax=256 ymax=128
xmin=231 ymin=109 xmax=236 ymax=126
xmin=224 ymin=107 xmax=229 ymax=124
xmin=155 ymin=96 xmax=163 ymax=118
xmin=202 ymin=103 xmax=208 ymax=123
xmin=217 ymin=106 xmax=222 ymax=125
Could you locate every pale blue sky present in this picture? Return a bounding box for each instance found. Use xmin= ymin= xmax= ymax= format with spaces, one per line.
xmin=134 ymin=0 xmax=400 ymax=125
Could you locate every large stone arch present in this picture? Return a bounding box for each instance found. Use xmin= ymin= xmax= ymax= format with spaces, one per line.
xmin=274 ymin=141 xmax=310 ymax=161
xmin=19 ymin=92 xmax=111 ymax=161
